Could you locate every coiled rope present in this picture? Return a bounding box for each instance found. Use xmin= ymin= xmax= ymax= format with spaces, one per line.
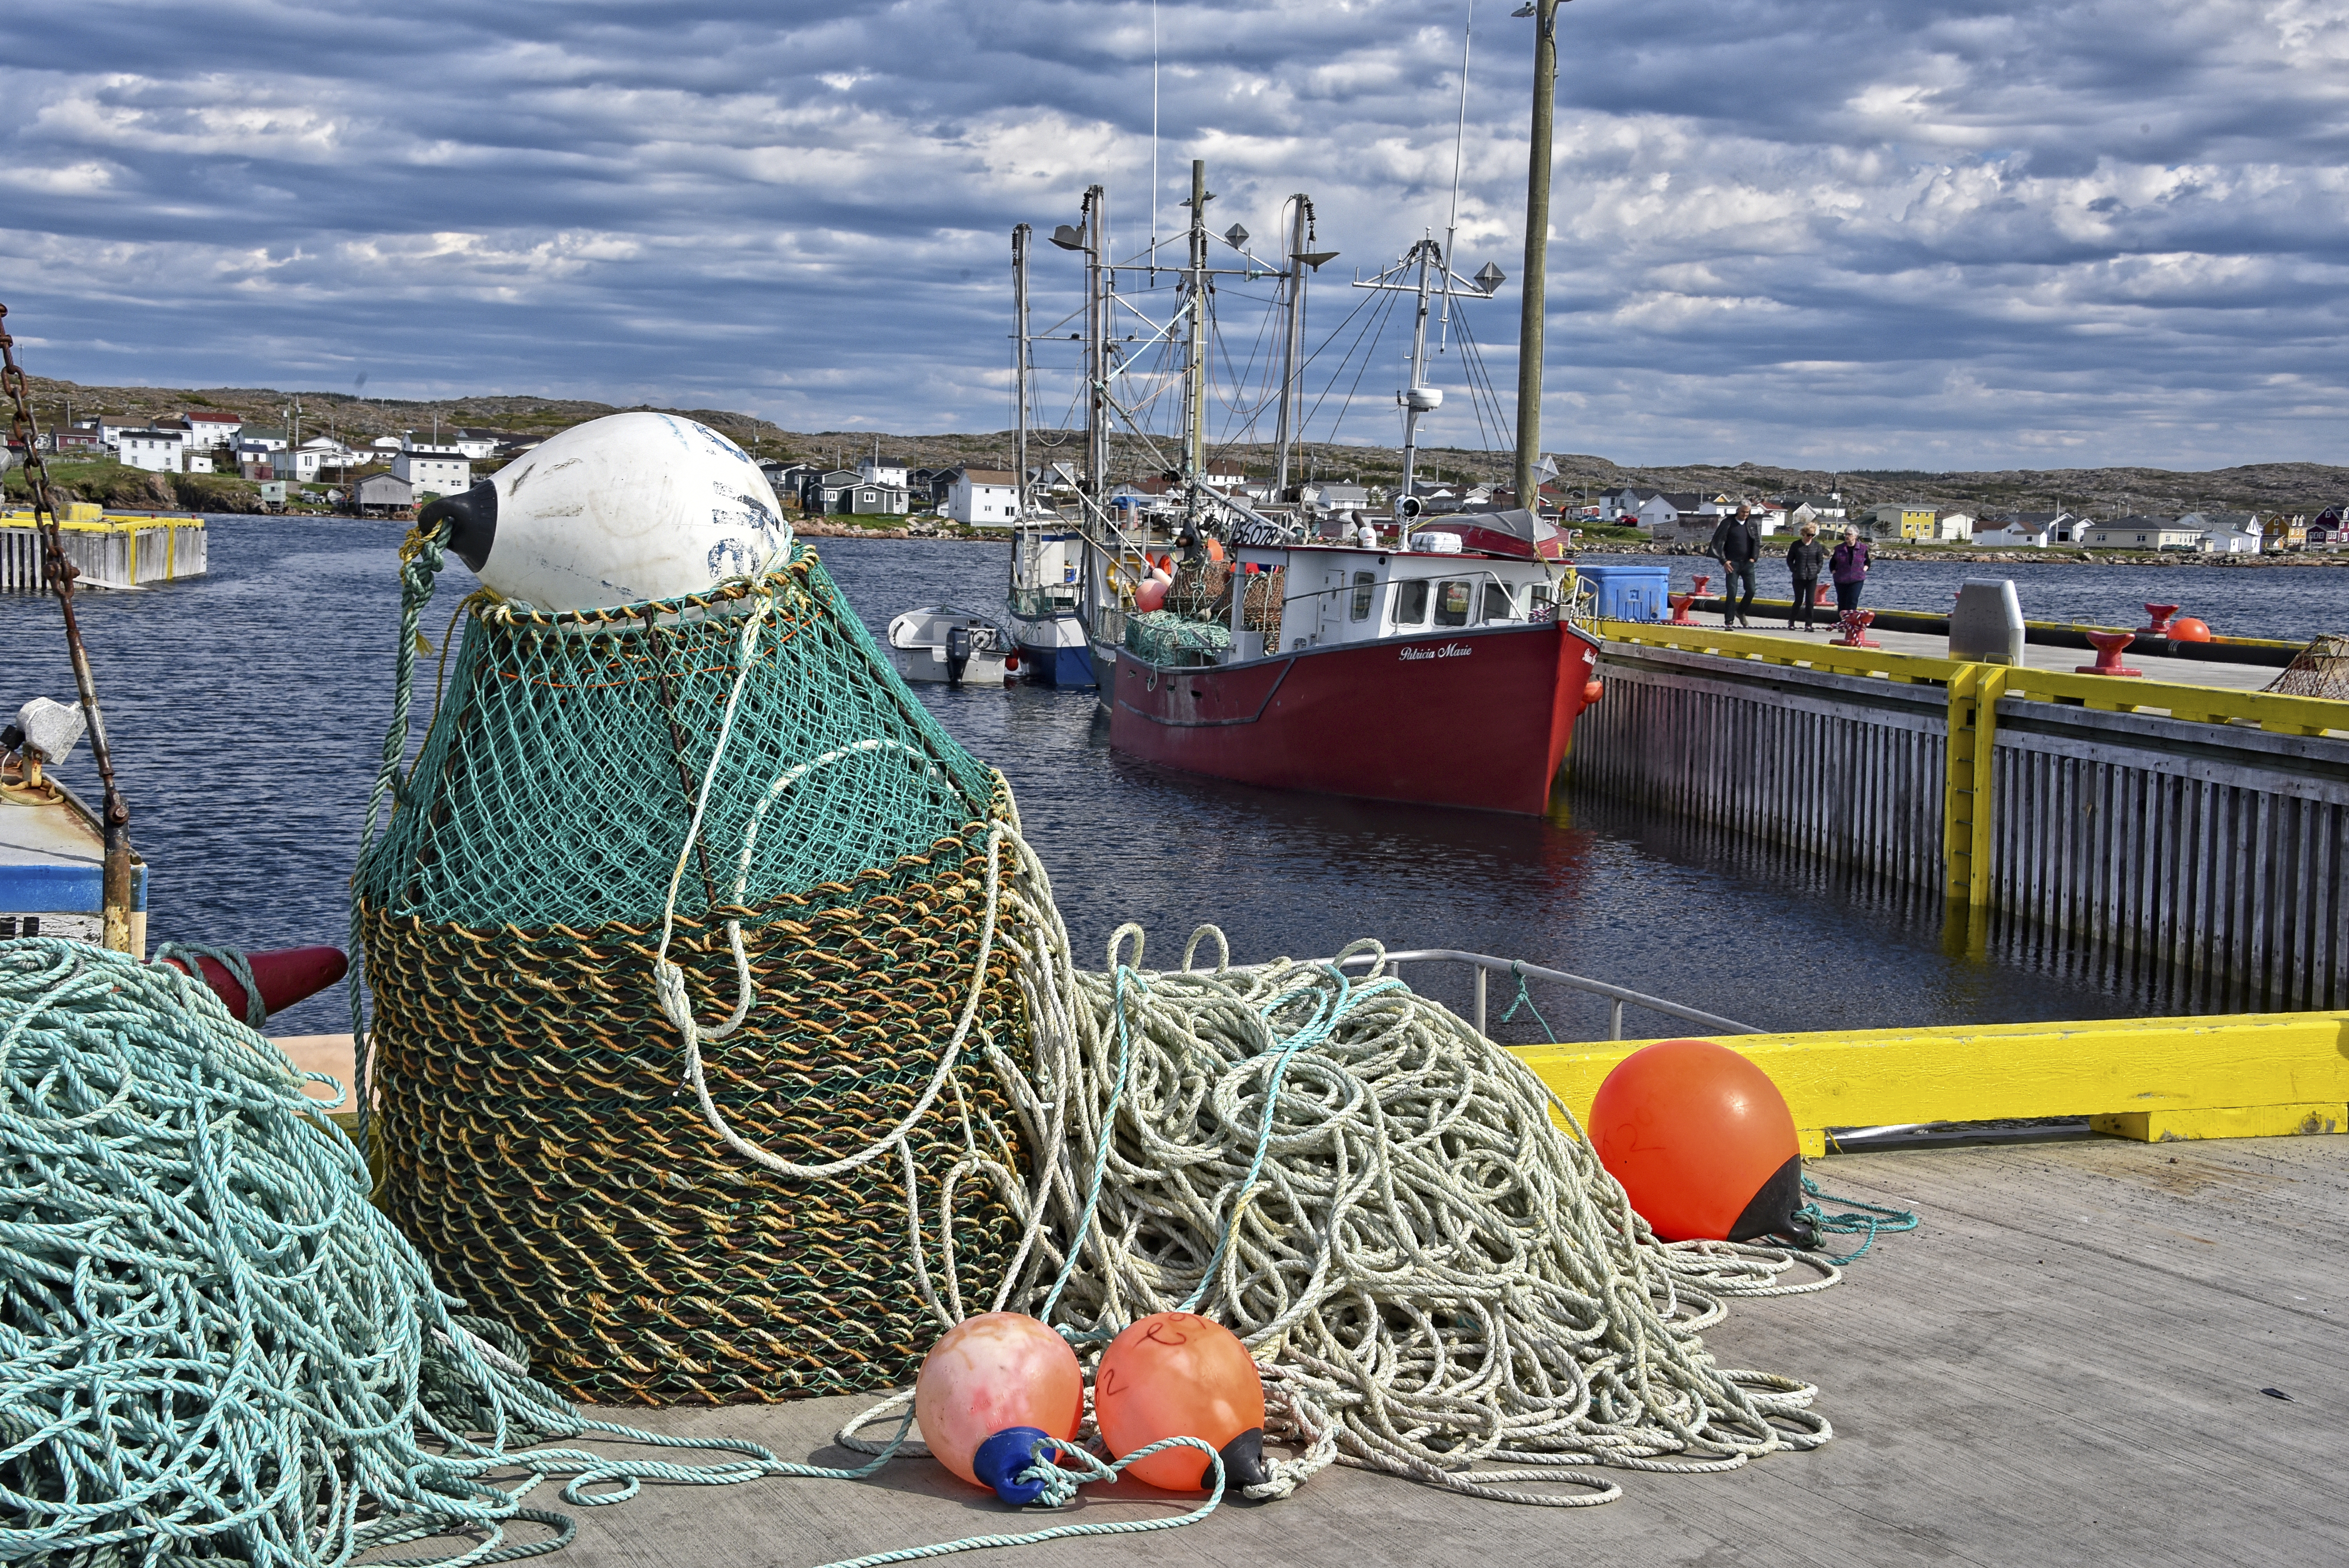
xmin=0 ymin=939 xmax=1022 ymax=1568
xmin=665 ymin=823 xmax=1847 ymax=1515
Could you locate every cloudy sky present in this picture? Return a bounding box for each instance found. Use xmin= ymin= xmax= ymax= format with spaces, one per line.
xmin=4 ymin=0 xmax=2345 ymax=468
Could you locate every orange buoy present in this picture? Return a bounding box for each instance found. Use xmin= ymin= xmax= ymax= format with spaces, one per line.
xmin=1205 ymin=537 xmax=1226 ymax=563
xmin=913 ymin=1313 xmax=1084 ymax=1499
xmin=1093 ymin=1311 xmax=1269 ymax=1492
xmin=1135 ymin=576 xmax=1171 ymax=613
xmin=1588 ymin=1039 xmax=1812 ymax=1246
xmin=2167 ymin=616 xmax=2212 ymax=642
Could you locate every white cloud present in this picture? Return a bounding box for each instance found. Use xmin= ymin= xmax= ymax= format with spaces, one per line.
xmin=0 ymin=0 xmax=2341 ymax=466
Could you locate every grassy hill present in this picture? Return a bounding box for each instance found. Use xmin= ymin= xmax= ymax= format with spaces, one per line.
xmin=16 ymin=376 xmax=2347 ymax=519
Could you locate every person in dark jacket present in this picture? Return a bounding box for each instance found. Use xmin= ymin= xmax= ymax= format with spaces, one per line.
xmin=1830 ymin=528 xmax=1871 ymax=615
xmin=1784 ymin=523 xmax=1826 ymax=630
xmin=1708 ymin=506 xmax=1761 ymax=628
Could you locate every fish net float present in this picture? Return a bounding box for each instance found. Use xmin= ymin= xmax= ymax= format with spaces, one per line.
xmin=5 ymin=413 xmax=1852 ymax=1567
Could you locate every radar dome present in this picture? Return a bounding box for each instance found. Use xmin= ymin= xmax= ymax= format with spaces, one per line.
xmin=419 ymin=411 xmax=790 ymax=611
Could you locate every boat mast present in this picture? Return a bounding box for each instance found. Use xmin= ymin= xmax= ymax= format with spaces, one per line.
xmin=1183 ymin=158 xmax=1209 ymax=539
xmin=1513 ymin=0 xmax=1563 ymax=514
xmin=1012 ymin=222 xmax=1030 ymax=524
xmin=1273 ymin=194 xmax=1312 ymax=498
xmin=1083 ymin=185 xmax=1107 ymax=524
xmin=1400 ymin=236 xmax=1438 ymax=516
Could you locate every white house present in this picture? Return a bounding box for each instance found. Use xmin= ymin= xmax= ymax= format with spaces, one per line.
xmin=183 ymin=449 xmax=215 ymax=475
xmin=447 ymin=429 xmax=506 ymax=461
xmin=2081 ymin=515 xmax=2205 ymax=551
xmin=118 ymin=429 xmax=187 ymax=473
xmin=1934 ymin=510 xmax=1976 ymax=542
xmin=858 ymin=458 xmax=909 ymax=489
xmin=1973 ymin=512 xmax=2069 ymax=548
xmin=1602 ymin=487 xmax=1658 ymax=522
xmin=1635 ymin=491 xmax=1728 ymax=543
xmin=240 ymin=429 xmax=289 ymax=454
xmin=280 ymin=439 xmax=361 ymax=482
xmin=946 ymin=468 xmax=1021 ymax=525
xmin=392 ymin=447 xmax=472 ymax=498
xmin=183 ymin=411 xmax=242 ymax=449
xmin=2178 ymin=511 xmax=2265 ymax=554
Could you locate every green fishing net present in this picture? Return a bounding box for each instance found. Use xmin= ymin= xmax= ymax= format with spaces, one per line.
xmin=353 ymin=542 xmax=996 ymax=928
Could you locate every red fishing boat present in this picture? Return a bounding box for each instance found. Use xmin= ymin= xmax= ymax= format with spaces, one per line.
xmin=1109 ymin=521 xmax=1604 ymax=815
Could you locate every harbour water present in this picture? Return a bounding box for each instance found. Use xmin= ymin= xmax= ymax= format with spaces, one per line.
xmin=21 ymin=517 xmax=2329 ymax=1038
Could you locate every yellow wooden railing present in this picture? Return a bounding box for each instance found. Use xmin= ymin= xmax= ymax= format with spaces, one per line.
xmin=1511 ymin=1011 xmax=2349 ymax=1156
xmin=1595 ymin=618 xmax=2349 ymax=910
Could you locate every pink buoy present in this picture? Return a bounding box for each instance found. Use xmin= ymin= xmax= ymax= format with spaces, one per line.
xmin=913 ymin=1313 xmax=1085 ymax=1490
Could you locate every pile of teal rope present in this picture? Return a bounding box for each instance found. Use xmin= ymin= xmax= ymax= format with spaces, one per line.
xmin=0 ymin=939 xmax=887 ymax=1566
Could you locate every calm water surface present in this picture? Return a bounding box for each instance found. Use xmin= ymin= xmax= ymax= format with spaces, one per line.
xmin=13 ymin=519 xmax=2216 ymax=1036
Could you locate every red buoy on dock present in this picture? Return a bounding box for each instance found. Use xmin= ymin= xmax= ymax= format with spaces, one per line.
xmin=1093 ymin=1311 xmax=1269 ymax=1493
xmin=163 ymin=946 xmax=348 ymax=1021
xmin=1589 ymin=1039 xmax=1811 ymax=1246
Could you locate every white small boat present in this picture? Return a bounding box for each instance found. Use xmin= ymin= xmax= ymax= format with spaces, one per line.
xmin=886 ymin=605 xmax=1019 ymax=685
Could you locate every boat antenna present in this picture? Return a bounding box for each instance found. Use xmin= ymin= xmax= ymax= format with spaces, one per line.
xmin=1151 ymin=0 xmax=1161 ymax=273
xmin=1440 ymin=0 xmax=1474 ymax=352
xmin=0 ymin=304 xmax=137 ymax=952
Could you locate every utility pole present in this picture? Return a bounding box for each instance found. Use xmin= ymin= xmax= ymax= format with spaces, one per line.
xmin=1012 ymin=222 xmax=1031 ymax=522
xmin=1513 ymin=0 xmax=1566 ymax=515
xmin=1183 ymin=159 xmax=1211 ymax=539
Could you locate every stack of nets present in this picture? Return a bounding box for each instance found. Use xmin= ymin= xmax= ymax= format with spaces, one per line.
xmin=0 ymin=939 xmax=799 ymax=1564
xmin=2264 ymin=632 xmax=2349 ymax=699
xmin=1122 ymin=609 xmax=1232 ymax=666
xmin=351 ymin=530 xmax=1031 ymax=1405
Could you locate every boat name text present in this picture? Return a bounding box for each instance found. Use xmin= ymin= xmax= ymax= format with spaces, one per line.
xmin=1399 ymin=643 xmax=1472 ymax=662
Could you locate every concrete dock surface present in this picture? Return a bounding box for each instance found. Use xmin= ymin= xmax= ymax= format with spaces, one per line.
xmin=1700 ymin=616 xmax=2284 ymax=692
xmin=412 ymin=1133 xmax=2349 ymax=1568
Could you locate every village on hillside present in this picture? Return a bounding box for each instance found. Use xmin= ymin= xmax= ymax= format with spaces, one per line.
xmin=10 ymin=384 xmax=2347 ymax=553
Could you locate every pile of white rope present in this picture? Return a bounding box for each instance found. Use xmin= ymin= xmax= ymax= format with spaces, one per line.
xmin=885 ymin=819 xmax=1837 ymax=1508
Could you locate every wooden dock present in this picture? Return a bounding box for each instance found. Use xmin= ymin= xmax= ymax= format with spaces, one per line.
xmin=378 ymin=1133 xmax=2349 ymax=1568
xmin=0 ymin=506 xmax=207 ymax=589
xmin=1574 ymin=621 xmax=2349 ymax=1012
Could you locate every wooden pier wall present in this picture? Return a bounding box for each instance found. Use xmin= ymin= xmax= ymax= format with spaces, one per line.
xmin=0 ymin=516 xmax=207 ymax=590
xmin=1573 ymin=631 xmax=2349 ymax=1011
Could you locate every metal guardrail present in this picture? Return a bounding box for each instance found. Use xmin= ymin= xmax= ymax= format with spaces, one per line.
xmin=1328 ymin=947 xmax=1761 ymax=1041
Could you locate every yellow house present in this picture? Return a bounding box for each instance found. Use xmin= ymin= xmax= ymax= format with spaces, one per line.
xmin=1868 ymin=503 xmax=1938 ymax=540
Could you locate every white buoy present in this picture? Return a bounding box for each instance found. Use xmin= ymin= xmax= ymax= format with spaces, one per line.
xmin=423 ymin=412 xmax=790 ymax=611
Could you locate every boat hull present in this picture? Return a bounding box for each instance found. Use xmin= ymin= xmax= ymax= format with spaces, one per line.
xmin=1010 ymin=610 xmax=1096 ymax=687
xmin=1109 ymin=620 xmax=1600 ymax=814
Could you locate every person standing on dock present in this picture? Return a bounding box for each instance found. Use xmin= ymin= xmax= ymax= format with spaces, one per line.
xmin=1784 ymin=523 xmax=1826 ymax=631
xmin=1708 ymin=506 xmax=1761 ymax=628
xmin=1830 ymin=527 xmax=1871 ymax=615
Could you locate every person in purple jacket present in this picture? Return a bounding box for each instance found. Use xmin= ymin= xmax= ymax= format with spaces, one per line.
xmin=1830 ymin=527 xmax=1871 ymax=615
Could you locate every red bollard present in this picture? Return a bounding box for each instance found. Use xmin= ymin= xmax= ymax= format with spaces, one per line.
xmin=2139 ymin=602 xmax=2180 ymax=636
xmin=1813 ymin=584 xmax=1831 ymax=606
xmin=1668 ymin=590 xmax=1699 ymax=625
xmin=1832 ymin=609 xmax=1881 ymax=648
xmin=2076 ymin=629 xmax=2142 ymax=676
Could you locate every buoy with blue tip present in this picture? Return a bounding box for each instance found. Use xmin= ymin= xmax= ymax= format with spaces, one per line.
xmin=1589 ymin=1038 xmax=1816 ymax=1247
xmin=912 ymin=1313 xmax=1085 ymax=1503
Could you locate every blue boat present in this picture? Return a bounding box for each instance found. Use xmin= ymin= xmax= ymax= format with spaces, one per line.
xmin=1006 ymin=522 xmax=1096 ymax=686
